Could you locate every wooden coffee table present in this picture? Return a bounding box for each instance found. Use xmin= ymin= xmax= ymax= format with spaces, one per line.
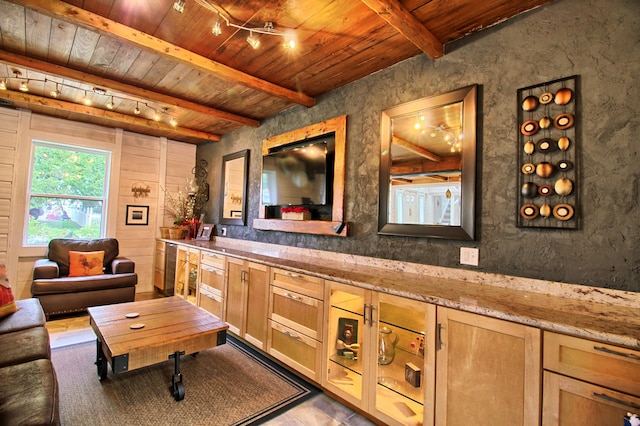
xmin=88 ymin=296 xmax=228 ymax=401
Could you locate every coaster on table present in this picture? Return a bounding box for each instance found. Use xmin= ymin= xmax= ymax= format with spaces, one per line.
xmin=129 ymin=323 xmax=145 ymax=329
xmin=125 ymin=312 xmax=139 ymax=318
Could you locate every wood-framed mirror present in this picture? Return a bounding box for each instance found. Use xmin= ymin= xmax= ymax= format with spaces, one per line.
xmin=219 ymin=149 xmax=249 ymax=226
xmin=378 ymin=85 xmax=478 ymax=240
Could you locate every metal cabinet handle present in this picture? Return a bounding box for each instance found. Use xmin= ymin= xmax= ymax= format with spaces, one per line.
xmin=437 ymin=323 xmax=443 ymax=350
xmin=594 ymin=346 xmax=640 ymax=361
xmin=284 ymin=271 xmax=300 ymax=278
xmin=593 ymin=392 xmax=640 ymax=410
xmin=283 ymin=330 xmax=301 ymax=340
xmin=368 ymin=305 xmax=375 ymax=326
xmin=363 ymin=304 xmax=368 ymax=325
xmin=283 ymin=292 xmax=301 ymax=300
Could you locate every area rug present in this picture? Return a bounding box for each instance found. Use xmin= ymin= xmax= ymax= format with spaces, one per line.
xmin=51 ymin=335 xmax=318 ymax=425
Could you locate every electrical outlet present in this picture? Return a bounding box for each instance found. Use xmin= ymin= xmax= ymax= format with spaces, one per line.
xmin=460 ymin=247 xmax=479 ymax=266
xmin=220 ymin=227 xmax=227 ymax=236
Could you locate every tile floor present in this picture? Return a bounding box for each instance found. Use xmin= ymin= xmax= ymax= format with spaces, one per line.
xmin=45 ymin=293 xmax=376 ymax=426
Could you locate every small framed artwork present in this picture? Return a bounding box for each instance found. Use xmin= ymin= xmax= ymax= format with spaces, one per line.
xmin=230 ymin=210 xmax=242 ymax=218
xmin=126 ymin=205 xmax=149 ymax=226
xmin=196 ymin=223 xmax=214 ymax=241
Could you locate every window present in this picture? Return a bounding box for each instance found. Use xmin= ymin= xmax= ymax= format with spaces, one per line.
xmin=25 ymin=141 xmax=110 ymax=246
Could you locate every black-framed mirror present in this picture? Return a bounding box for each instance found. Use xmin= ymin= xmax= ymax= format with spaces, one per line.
xmin=219 ymin=150 xmax=249 ymax=226
xmin=378 ymin=85 xmax=477 ymax=240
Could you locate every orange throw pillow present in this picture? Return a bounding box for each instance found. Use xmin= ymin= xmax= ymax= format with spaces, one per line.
xmin=68 ymin=251 xmax=105 ymax=277
xmin=0 ymin=264 xmax=17 ymax=318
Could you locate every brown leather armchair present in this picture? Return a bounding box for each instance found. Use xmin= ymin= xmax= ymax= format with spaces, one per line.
xmin=31 ymin=238 xmax=137 ymax=318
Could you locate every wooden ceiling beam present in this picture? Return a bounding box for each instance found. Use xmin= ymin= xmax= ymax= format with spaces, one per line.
xmin=360 ymin=0 xmax=444 ymax=59
xmin=0 ymin=90 xmax=221 ymax=142
xmin=0 ymin=50 xmax=259 ymax=128
xmin=8 ymin=0 xmax=315 ymax=108
xmin=392 ymin=135 xmax=443 ymax=162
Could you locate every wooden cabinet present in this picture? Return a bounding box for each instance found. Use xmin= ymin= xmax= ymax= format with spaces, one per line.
xmin=197 ymin=251 xmax=226 ymax=320
xmin=542 ymin=331 xmax=640 ymax=425
xmin=225 ymin=258 xmax=270 ymax=349
xmin=153 ymin=240 xmax=165 ymax=293
xmin=175 ymin=246 xmax=199 ymax=304
xmin=267 ymin=268 xmax=325 ymax=381
xmin=435 ymin=308 xmax=541 ymax=426
xmin=323 ymin=281 xmax=436 ymax=426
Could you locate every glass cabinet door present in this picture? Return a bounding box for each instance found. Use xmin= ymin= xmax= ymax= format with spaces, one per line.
xmin=324 ymin=281 xmax=371 ymax=408
xmin=371 ymin=292 xmax=435 ymax=426
xmin=175 ymin=246 xmax=187 ymax=299
xmin=175 ymin=247 xmax=198 ymax=304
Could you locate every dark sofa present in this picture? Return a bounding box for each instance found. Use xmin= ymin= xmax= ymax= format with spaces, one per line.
xmin=0 ymin=298 xmax=59 ymax=425
xmin=31 ymin=238 xmax=137 ymax=318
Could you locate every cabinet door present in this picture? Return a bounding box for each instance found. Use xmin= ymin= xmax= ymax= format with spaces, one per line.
xmin=174 ymin=246 xmax=188 ymax=299
xmin=543 ymin=372 xmax=640 ymax=425
xmin=225 ymin=257 xmax=246 ymax=335
xmin=435 ymin=308 xmax=541 ymax=426
xmin=369 ymin=292 xmax=436 ymax=426
xmin=153 ymin=241 xmax=165 ymax=291
xmin=244 ymin=262 xmax=269 ymax=350
xmin=323 ymin=281 xmax=371 ymax=409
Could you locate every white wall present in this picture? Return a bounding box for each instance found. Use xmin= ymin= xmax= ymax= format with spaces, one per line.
xmin=0 ymin=107 xmax=196 ymax=298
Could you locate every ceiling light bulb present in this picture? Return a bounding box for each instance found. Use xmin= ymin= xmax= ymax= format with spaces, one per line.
xmin=170 ymin=117 xmax=178 ymax=127
xmin=247 ymin=31 xmax=260 ymax=49
xmin=83 ymin=92 xmax=92 ymax=105
xmin=212 ymin=14 xmax=222 ymax=36
xmin=0 ymin=80 xmax=6 ymax=90
xmin=50 ymin=89 xmax=60 ymax=98
xmin=173 ymin=0 xmax=185 ymax=13
xmin=414 ymin=122 xmax=421 ymax=130
xmin=284 ymin=37 xmax=296 ymax=49
xmin=154 ymin=112 xmax=161 ymax=121
xmin=106 ymin=97 xmax=114 ymax=110
xmin=19 ymin=81 xmax=29 ymax=92
xmin=134 ymin=103 xmax=141 ymax=115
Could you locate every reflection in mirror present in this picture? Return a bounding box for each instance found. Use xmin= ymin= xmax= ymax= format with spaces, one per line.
xmin=219 ymin=150 xmax=249 ymax=226
xmin=379 ymin=85 xmax=477 ymax=240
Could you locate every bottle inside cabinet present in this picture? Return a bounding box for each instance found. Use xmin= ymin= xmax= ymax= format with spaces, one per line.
xmin=326 ymin=288 xmax=365 ymax=401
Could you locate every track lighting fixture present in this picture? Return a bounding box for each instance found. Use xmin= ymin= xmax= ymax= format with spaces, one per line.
xmin=0 ymin=80 xmax=6 ymax=90
xmin=83 ymin=91 xmax=92 ymax=105
xmin=211 ymin=13 xmax=222 ymax=36
xmin=106 ymin=96 xmax=115 ymax=110
xmin=174 ymin=0 xmax=296 ymax=50
xmin=173 ymin=0 xmax=185 ymax=13
xmin=133 ymin=102 xmax=141 ymax=115
xmin=19 ymin=80 xmax=29 ymax=92
xmin=170 ymin=117 xmax=178 ymax=127
xmin=246 ymin=31 xmax=260 ymax=49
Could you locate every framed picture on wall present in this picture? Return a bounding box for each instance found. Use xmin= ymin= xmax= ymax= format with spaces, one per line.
xmin=125 ymin=205 xmax=149 ymax=226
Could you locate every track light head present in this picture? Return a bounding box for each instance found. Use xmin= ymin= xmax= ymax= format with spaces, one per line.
xmin=247 ymin=31 xmax=260 ymax=49
xmin=19 ymin=81 xmax=29 ymax=92
xmin=0 ymin=80 xmax=6 ymax=90
xmin=173 ymin=0 xmax=185 ymax=13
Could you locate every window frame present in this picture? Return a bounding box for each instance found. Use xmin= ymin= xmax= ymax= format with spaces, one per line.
xmin=23 ymin=140 xmax=112 ymax=247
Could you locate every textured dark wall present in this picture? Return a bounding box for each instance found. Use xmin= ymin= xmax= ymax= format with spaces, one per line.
xmin=198 ymin=0 xmax=639 ymax=292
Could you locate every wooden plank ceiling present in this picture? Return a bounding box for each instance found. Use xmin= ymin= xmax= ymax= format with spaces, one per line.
xmin=0 ymin=0 xmax=554 ymax=144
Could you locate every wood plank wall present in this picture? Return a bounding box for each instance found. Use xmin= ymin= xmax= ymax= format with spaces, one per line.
xmin=1 ymin=107 xmax=195 ymax=297
xmin=0 ymin=108 xmax=19 ymax=267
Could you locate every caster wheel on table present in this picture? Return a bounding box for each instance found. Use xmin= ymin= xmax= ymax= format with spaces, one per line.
xmin=173 ymin=380 xmax=185 ymax=401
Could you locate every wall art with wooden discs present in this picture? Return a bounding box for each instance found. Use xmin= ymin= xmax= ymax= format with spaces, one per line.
xmin=517 ymin=75 xmax=579 ymax=229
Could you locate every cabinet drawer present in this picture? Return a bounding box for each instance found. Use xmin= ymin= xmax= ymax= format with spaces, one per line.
xmin=544 ymin=332 xmax=640 ymax=396
xmin=268 ymin=320 xmax=321 ymax=382
xmin=200 ymin=251 xmax=225 ymax=269
xmin=200 ymin=265 xmax=225 ymax=293
xmin=198 ymin=284 xmax=224 ymax=319
xmin=271 ymin=268 xmax=324 ymax=299
xmin=270 ymin=286 xmax=323 ymax=341
xmin=543 ymin=372 xmax=640 ymax=424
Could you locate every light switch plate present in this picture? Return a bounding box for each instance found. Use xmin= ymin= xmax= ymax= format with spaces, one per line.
xmin=460 ymin=247 xmax=479 ymax=266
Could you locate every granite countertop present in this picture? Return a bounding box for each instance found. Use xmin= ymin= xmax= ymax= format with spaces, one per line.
xmin=164 ymin=239 xmax=640 ymax=350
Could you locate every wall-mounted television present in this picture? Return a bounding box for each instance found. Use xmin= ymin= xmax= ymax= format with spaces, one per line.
xmin=261 ymin=136 xmax=334 ymax=206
